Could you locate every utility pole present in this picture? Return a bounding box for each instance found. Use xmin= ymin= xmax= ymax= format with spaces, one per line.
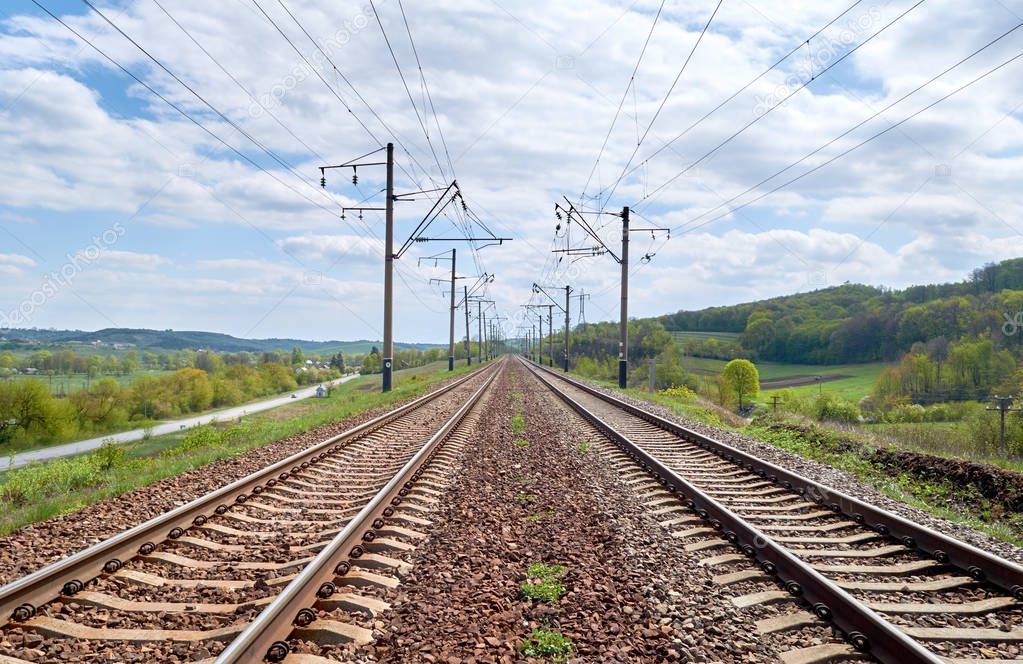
xmin=464 ymin=285 xmax=471 ymax=366
xmin=477 ymin=300 xmax=483 ymax=365
xmin=532 ymin=283 xmax=571 ymax=372
xmin=619 ymin=206 xmax=629 ymax=388
xmin=482 ymin=311 xmax=489 ymax=362
xmin=647 ymin=357 xmax=662 ymax=393
xmin=987 ymin=395 xmax=1021 ymax=458
xmin=551 ymin=201 xmax=665 ymax=389
xmin=448 ymin=249 xmax=456 ymax=370
xmin=320 ymin=144 xmax=395 ymax=391
xmin=382 ymin=143 xmax=395 ymax=392
xmin=564 ymin=285 xmax=571 ymax=371
xmin=424 ymin=249 xmax=460 ymax=372
xmin=547 ymin=306 xmax=553 ymax=368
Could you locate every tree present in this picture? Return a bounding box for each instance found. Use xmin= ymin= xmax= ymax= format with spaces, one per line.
xmin=120 ymin=350 xmax=140 ymax=376
xmin=722 ymin=359 xmax=760 ymax=411
xmin=291 ymin=347 xmax=305 ymax=366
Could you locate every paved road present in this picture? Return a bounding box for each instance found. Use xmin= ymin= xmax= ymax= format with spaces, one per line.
xmin=1 ymin=374 xmax=360 ymax=471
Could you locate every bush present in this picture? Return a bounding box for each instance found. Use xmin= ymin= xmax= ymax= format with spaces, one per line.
xmin=92 ymin=440 xmax=127 ymax=470
xmin=164 ymin=425 xmax=223 ymax=456
xmin=887 ymin=403 xmax=926 ymax=424
xmin=659 ymin=385 xmax=697 ymax=401
xmin=813 ymin=394 xmax=861 ymax=424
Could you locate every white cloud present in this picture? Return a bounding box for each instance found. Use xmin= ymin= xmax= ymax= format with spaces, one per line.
xmin=1 ymin=0 xmax=1022 ymax=339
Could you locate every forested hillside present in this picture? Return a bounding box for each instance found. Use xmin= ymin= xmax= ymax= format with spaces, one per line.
xmin=660 ymin=259 xmax=1023 ymax=366
xmin=0 ymin=328 xmax=440 ymax=355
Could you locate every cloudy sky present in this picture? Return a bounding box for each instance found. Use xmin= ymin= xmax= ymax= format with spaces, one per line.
xmin=1 ymin=0 xmax=1021 ymax=343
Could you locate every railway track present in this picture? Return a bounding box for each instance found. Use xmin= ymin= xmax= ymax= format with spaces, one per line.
xmin=524 ymin=358 xmax=1023 ymax=664
xmin=0 ymin=361 xmax=500 ymax=663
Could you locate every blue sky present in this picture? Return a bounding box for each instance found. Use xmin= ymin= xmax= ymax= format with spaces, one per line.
xmin=1 ymin=0 xmax=1022 ymax=343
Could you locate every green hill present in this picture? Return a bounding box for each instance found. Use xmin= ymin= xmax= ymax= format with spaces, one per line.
xmin=0 ymin=328 xmax=441 ymax=355
xmin=659 ymin=258 xmax=1023 ymax=365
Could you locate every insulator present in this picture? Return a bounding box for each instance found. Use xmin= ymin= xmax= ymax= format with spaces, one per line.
xmin=320 ymin=177 xmax=326 ymax=188
xmin=340 ymin=212 xmax=346 ymax=221
xmin=352 ymin=173 xmax=358 ymax=185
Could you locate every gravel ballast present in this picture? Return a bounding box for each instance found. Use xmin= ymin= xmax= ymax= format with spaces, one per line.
xmin=567 ymin=370 xmax=1023 ymax=567
xmin=372 ymin=361 xmax=808 ymax=662
xmin=0 ymin=371 xmax=474 ymax=586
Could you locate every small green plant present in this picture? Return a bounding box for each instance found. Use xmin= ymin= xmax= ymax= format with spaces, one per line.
xmin=527 ymin=563 xmax=566 ymax=578
xmin=577 ymin=441 xmax=590 ymax=453
xmin=521 ymin=562 xmax=567 ymax=602
xmin=92 ymin=440 xmax=128 ymax=471
xmin=526 ymin=510 xmax=556 ymax=523
xmin=510 ymin=414 xmax=526 ymax=433
xmin=521 ymin=578 xmax=566 ymax=602
xmin=516 ymin=492 xmax=535 ymax=504
xmin=513 ymin=439 xmax=530 ymax=448
xmin=518 ymin=627 xmax=572 ymax=660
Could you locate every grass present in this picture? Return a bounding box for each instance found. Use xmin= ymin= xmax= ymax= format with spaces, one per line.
xmin=577 ymin=441 xmax=590 ymax=454
xmin=513 ymin=439 xmax=530 ymax=448
xmin=510 ymin=414 xmax=526 ymax=434
xmin=670 ymin=330 xmax=741 ymax=344
xmin=4 ymin=369 xmax=174 ymax=395
xmin=747 ymin=419 xmax=1023 ymax=547
xmin=674 ymin=355 xmax=891 ymax=402
xmin=571 ymin=369 xmax=1023 ymax=548
xmin=518 ymin=627 xmax=572 ymax=661
xmin=0 ymin=363 xmax=477 ymax=535
xmin=521 ymin=563 xmax=568 ymax=603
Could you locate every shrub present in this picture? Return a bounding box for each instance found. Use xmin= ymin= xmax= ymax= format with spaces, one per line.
xmin=813 ymin=394 xmax=861 ymax=424
xmin=659 ymin=385 xmax=697 ymax=401
xmin=888 ymin=403 xmax=926 ymax=424
xmin=164 ymin=425 xmax=223 ymax=457
xmin=92 ymin=440 xmax=127 ymax=471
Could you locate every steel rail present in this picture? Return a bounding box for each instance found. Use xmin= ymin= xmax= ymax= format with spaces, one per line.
xmin=215 ymin=361 xmax=501 ymax=662
xmin=526 ymin=359 xmax=1023 ymax=600
xmin=525 ymin=358 xmax=951 ymax=664
xmin=0 ymin=364 xmax=491 ymax=627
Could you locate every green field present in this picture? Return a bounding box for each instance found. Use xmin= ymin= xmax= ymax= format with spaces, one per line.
xmin=671 ymin=330 xmax=742 ymax=344
xmin=3 ymin=369 xmax=174 ymax=395
xmin=676 ymin=355 xmax=890 ymax=402
xmin=0 ymin=360 xmax=481 ymax=534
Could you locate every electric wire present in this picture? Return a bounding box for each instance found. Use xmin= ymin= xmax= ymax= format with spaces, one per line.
xmin=675 ymin=22 xmax=1023 ymax=233
xmin=678 ymin=47 xmax=1023 ymax=235
xmin=151 ymin=0 xmax=326 ymax=162
xmin=578 ymin=0 xmax=668 ymax=206
xmin=602 ymin=0 xmax=725 ymax=210
xmin=634 ymin=0 xmax=929 ymax=209
xmin=595 ymin=0 xmax=866 ymax=204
